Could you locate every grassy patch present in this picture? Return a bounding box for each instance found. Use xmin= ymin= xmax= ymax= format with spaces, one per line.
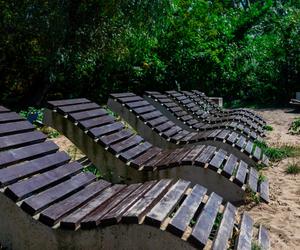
xmin=289 ymin=117 xmax=300 ymax=135
xmin=286 ymin=163 xmax=300 ymax=175
xmin=251 ymin=241 xmax=263 ymax=250
xmin=245 ymin=187 xmax=260 ymax=204
xmin=39 ymin=126 xmax=61 ymax=138
xmin=263 ymin=125 xmax=273 ymax=131
xmin=84 ymin=164 xmax=102 ymax=179
xmin=209 ymin=213 xmax=223 ymax=240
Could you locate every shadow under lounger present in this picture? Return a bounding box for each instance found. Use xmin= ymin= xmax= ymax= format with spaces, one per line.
xmin=44 ymin=99 xmax=269 ymax=203
xmin=143 ymin=91 xmax=264 ymax=139
xmin=0 ymin=105 xmax=270 ymax=250
xmin=190 ymin=90 xmax=266 ymax=124
xmin=108 ymin=93 xmax=269 ymax=167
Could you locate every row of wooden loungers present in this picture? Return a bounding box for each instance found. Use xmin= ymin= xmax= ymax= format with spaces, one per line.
xmin=144 ymin=91 xmax=264 ymax=139
xmin=290 ymin=98 xmax=300 ymax=108
xmin=108 ymin=93 xmax=269 ymax=167
xmin=0 ymin=105 xmax=270 ymax=250
xmin=189 ymin=90 xmax=266 ymax=124
xmin=44 ymin=98 xmax=269 ymax=203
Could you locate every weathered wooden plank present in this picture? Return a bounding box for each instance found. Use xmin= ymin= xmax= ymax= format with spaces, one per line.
xmin=209 ymin=149 xmax=227 ymax=170
xmin=222 ymin=154 xmax=238 ymax=178
xmin=181 ymin=146 xmax=205 ymax=165
xmin=245 ymin=141 xmax=254 ymax=155
xmin=119 ymin=142 xmax=152 ymax=162
xmin=122 ymin=179 xmax=173 ymax=223
xmin=130 ymin=147 xmax=162 ymax=168
xmin=259 ymin=179 xmax=269 ymax=203
xmin=188 ymin=193 xmax=223 ymax=248
xmin=0 ymin=141 xmax=58 ymax=168
xmin=234 ymin=161 xmax=248 ymax=186
xmin=109 ymin=135 xmax=143 ymax=154
xmin=133 ymin=105 xmax=156 ymax=115
xmin=57 ymin=103 xmax=100 ymax=114
xmin=0 ymin=112 xmax=23 ymax=123
xmin=155 ymin=121 xmax=175 ymax=133
xmin=194 ymin=146 xmax=216 ymax=165
xmin=0 ymin=131 xmax=46 ymax=151
xmin=167 ymin=184 xmax=207 ymax=236
xmin=163 ymin=126 xmax=182 ymax=138
xmin=61 ymin=184 xmax=125 ymax=229
xmin=0 ymin=120 xmax=35 ymax=136
xmin=258 ymin=225 xmax=270 ymax=250
xmin=212 ymin=203 xmax=236 ymax=250
xmin=236 ymin=136 xmax=246 ymax=149
xmin=207 ymin=129 xmax=222 ymax=139
xmin=78 ymin=115 xmax=114 ymax=130
xmin=21 ymin=172 xmax=96 ymax=215
xmin=0 ymin=151 xmax=70 ymax=187
xmin=248 ymin=167 xmax=258 ymax=192
xmin=110 ymin=93 xmax=135 ymax=98
xmin=118 ymin=96 xmax=143 ymax=103
xmin=100 ymin=181 xmax=156 ymax=225
xmin=99 ymin=129 xmax=133 ymax=146
xmin=145 ymin=179 xmax=190 ymax=227
xmin=147 ymin=116 xmax=168 ymax=127
xmin=236 ymin=213 xmax=253 ymax=250
xmin=216 ymin=130 xmax=231 ymax=140
xmin=126 ymin=101 xmax=149 ymax=109
xmin=0 ymin=106 xmax=9 ymax=113
xmin=39 ymin=180 xmax=111 ymax=226
xmin=88 ymin=122 xmax=124 ymax=138
xmin=5 ymin=162 xmax=83 ymax=201
xmin=227 ymin=132 xmax=239 ymax=144
xmin=67 ymin=108 xmax=107 ymax=122
xmin=253 ymin=146 xmax=262 ymax=161
xmin=47 ymin=98 xmax=90 ymax=109
xmin=140 ymin=111 xmax=162 ymax=121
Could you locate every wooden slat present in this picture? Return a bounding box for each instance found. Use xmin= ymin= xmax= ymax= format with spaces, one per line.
xmin=47 ymin=98 xmax=90 ymax=109
xmin=189 ymin=193 xmax=223 ymax=248
xmin=126 ymin=101 xmax=149 ymax=109
xmin=21 ymin=172 xmax=96 ymax=215
xmin=69 ymin=108 xmax=107 ymax=122
xmin=216 ymin=130 xmax=231 ymax=140
xmin=57 ymin=103 xmax=100 ymax=114
xmin=109 ymin=135 xmax=143 ymax=154
xmin=194 ymin=146 xmax=216 ymax=165
xmin=0 ymin=106 xmax=9 ymax=113
xmin=5 ymin=162 xmax=83 ymax=201
xmin=39 ymin=180 xmax=111 ymax=226
xmin=0 ymin=120 xmax=35 ymax=136
xmin=99 ymin=129 xmax=133 ymax=146
xmin=260 ymin=179 xmax=269 ymax=202
xmin=118 ymin=96 xmax=143 ymax=103
xmin=78 ymin=115 xmax=114 ymax=130
xmin=133 ymin=105 xmax=156 ymax=115
xmin=227 ymin=132 xmax=239 ymax=144
xmin=236 ymin=213 xmax=253 ymax=250
xmin=236 ymin=136 xmax=246 ymax=149
xmin=245 ymin=141 xmax=254 ymax=155
xmin=145 ymin=179 xmax=190 ymax=227
xmin=209 ymin=149 xmax=227 ymax=170
xmin=253 ymin=146 xmax=262 ymax=161
xmin=130 ymin=147 xmax=162 ymax=168
xmin=119 ymin=142 xmax=152 ymax=162
xmin=222 ymin=154 xmax=238 ymax=178
xmin=140 ymin=111 xmax=162 ymax=121
xmin=147 ymin=116 xmax=168 ymax=127
xmin=212 ymin=203 xmax=236 ymax=250
xmin=0 ymin=141 xmax=59 ymax=168
xmin=61 ymin=184 xmax=125 ymax=229
xmin=122 ymin=179 xmax=173 ymax=223
xmin=248 ymin=167 xmax=258 ymax=192
xmin=0 ymin=131 xmax=46 ymax=151
xmin=234 ymin=161 xmax=248 ymax=186
xmin=0 ymin=112 xmax=23 ymax=123
xmin=88 ymin=122 xmax=124 ymax=138
xmin=258 ymin=225 xmax=270 ymax=250
xmin=110 ymin=93 xmax=135 ymax=98
xmin=167 ymin=184 xmax=207 ymax=236
xmin=181 ymin=146 xmax=205 ymax=165
xmin=0 ymin=151 xmax=70 ymax=187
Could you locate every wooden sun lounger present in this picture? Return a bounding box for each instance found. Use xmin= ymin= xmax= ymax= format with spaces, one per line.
xmin=165 ymin=90 xmax=265 ymax=131
xmin=108 ymin=92 xmax=268 ymax=168
xmin=44 ymin=99 xmax=269 ymax=203
xmin=290 ymin=98 xmax=300 ymax=108
xmin=144 ymin=91 xmax=265 ymax=139
xmin=0 ymin=105 xmax=270 ymax=250
xmin=190 ymin=90 xmax=266 ymax=124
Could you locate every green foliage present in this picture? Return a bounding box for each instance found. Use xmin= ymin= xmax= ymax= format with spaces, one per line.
xmin=19 ymin=107 xmax=44 ymax=123
xmin=265 ymin=145 xmax=300 ymax=161
xmin=289 ymin=117 xmax=300 ymax=134
xmin=84 ymin=164 xmax=102 ymax=179
xmin=286 ymin=163 xmax=300 ymax=174
xmin=1 ymin=1 xmax=300 ymax=108
xmin=264 ymin=125 xmax=273 ymax=131
xmin=209 ymin=213 xmax=223 ymax=240
xmin=252 ymin=242 xmax=263 ymax=250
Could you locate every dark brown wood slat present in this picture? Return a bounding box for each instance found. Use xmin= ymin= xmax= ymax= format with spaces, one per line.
xmin=253 ymin=146 xmax=262 ymax=161
xmin=78 ymin=184 xmax=140 ymax=229
xmin=126 ymin=101 xmax=149 ymax=109
xmin=258 ymin=225 xmax=270 ymax=250
xmin=78 ymin=115 xmax=114 ymax=130
xmin=212 ymin=203 xmax=236 ymax=250
xmin=145 ymin=179 xmax=190 ymax=227
xmin=154 ymin=121 xmax=175 ymax=133
xmin=69 ymin=109 xmax=107 ymax=122
xmin=39 ymin=180 xmax=111 ymax=226
xmin=0 ymin=106 xmax=9 ymax=113
xmin=245 ymin=141 xmax=254 ymax=155
xmin=216 ymin=130 xmax=231 ymax=140
xmin=100 ymin=181 xmax=156 ymax=225
xmin=227 ymin=132 xmax=239 ymax=144
xmin=222 ymin=154 xmax=238 ymax=178
xmin=57 ymin=103 xmax=100 ymax=115
xmin=119 ymin=142 xmax=153 ymax=162
xmin=118 ymin=96 xmax=143 ymax=103
xmin=47 ymin=98 xmax=90 ymax=109
xmin=167 ymin=184 xmax=207 ymax=237
xmin=171 ymin=130 xmax=190 ymax=142
xmin=234 ymin=161 xmax=248 ymax=186
xmin=164 ymin=102 xmax=177 ymax=108
xmin=248 ymin=167 xmax=258 ymax=192
xmin=163 ymin=126 xmax=182 ymax=138
xmin=181 ymin=115 xmax=193 ymax=121
xmin=181 ymin=146 xmax=205 ymax=165
xmin=0 ymin=120 xmax=35 ymax=136
xmin=0 ymin=141 xmax=59 ymax=168
xmin=167 ymin=147 xmax=192 ymax=166
xmin=0 ymin=112 xmax=23 ymax=123
xmin=194 ymin=146 xmax=217 ymax=165
xmin=0 ymin=152 xmax=70 ymax=187
xmin=122 ymin=179 xmax=173 ymax=223
xmin=181 ymin=132 xmax=198 ymax=142
xmin=260 ymin=179 xmax=269 ymax=202
xmin=140 ymin=111 xmax=162 ymax=122
xmin=207 ymin=129 xmax=222 ymax=139
xmin=130 ymin=147 xmax=162 ymax=168
xmin=147 ymin=116 xmax=168 ymax=127
xmin=21 ymin=172 xmax=96 ymax=215
xmin=236 ymin=213 xmax=253 ymax=250
xmin=110 ymin=93 xmax=135 ymax=98
xmin=60 ymin=184 xmax=125 ymax=229
xmin=154 ymin=148 xmax=184 ymax=168
xmin=236 ymin=136 xmax=246 ymax=149
xmin=88 ymin=122 xmax=124 ymax=138
xmin=209 ymin=149 xmax=227 ymax=171
xmin=137 ymin=150 xmax=172 ymax=170
xmin=109 ymin=135 xmax=143 ymax=154
xmin=133 ymin=105 xmax=156 ymax=115
xmin=0 ymin=131 xmax=46 ymax=151
xmin=188 ymin=192 xmax=223 ymax=248
xmin=170 ymin=107 xmax=182 ymax=113
xmin=99 ymin=129 xmax=133 ymax=147
xmin=5 ymin=162 xmax=83 ymax=201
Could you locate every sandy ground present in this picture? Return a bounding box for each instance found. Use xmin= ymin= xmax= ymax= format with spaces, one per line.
xmin=238 ymin=108 xmax=300 ymax=250
xmin=46 ymin=109 xmax=300 ymax=250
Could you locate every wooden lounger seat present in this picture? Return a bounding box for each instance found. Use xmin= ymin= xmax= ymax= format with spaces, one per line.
xmin=44 ymin=99 xmax=269 ymax=203
xmin=290 ymin=98 xmax=300 ymax=108
xmin=164 ymin=90 xmax=265 ymax=133
xmin=108 ymin=93 xmax=269 ymax=167
xmin=190 ymin=90 xmax=266 ymax=125
xmin=0 ymin=105 xmax=270 ymax=250
xmin=144 ymin=91 xmax=264 ymax=139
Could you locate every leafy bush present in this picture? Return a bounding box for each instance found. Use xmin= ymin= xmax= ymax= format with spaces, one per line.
xmin=289 ymin=118 xmax=300 ymax=134
xmin=19 ymin=107 xmax=44 ymax=124
xmin=264 ymin=125 xmax=273 ymax=131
